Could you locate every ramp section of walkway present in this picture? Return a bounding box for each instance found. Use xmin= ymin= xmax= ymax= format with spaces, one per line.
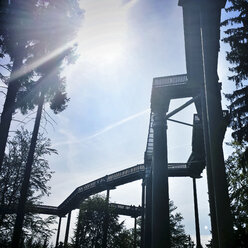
xmin=58 ymin=162 xmax=194 ymax=215
xmin=0 ymin=203 xmax=142 ymax=218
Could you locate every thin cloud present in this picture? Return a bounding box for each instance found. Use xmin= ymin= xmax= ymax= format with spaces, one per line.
xmin=54 ymin=108 xmax=150 ymax=147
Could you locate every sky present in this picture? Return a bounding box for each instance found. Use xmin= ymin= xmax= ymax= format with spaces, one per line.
xmin=42 ymin=0 xmax=235 ymax=246
xmin=0 ymin=0 xmax=236 ymax=247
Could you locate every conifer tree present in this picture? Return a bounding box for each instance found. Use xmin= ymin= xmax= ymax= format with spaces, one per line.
xmin=0 ymin=128 xmax=57 ymax=247
xmin=222 ymin=1 xmax=248 ymax=245
xmin=0 ymin=0 xmax=82 ymax=171
xmin=226 ymin=142 xmax=248 ymax=247
xmin=1 ymin=2 xmax=83 ymax=246
xmin=222 ymin=0 xmax=248 ymax=144
xmin=132 ymin=201 xmax=193 ymax=248
xmin=73 ymin=195 xmax=130 ymax=248
xmin=169 ymin=201 xmax=192 ymax=247
xmin=73 ymin=197 xmax=192 ymax=248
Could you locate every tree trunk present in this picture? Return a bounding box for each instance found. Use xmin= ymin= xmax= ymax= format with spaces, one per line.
xmin=11 ymin=92 xmax=44 ymax=248
xmin=0 ymin=55 xmax=23 ymax=171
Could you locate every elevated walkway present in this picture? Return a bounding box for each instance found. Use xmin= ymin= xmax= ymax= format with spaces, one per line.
xmin=2 ymin=74 xmax=206 ymax=220
xmin=0 ymin=203 xmax=142 ymax=218
xmin=58 ymin=162 xmax=195 ymax=215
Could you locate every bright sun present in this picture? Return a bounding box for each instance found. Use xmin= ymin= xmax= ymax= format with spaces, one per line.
xmin=79 ymin=39 xmax=125 ymax=65
xmin=76 ymin=0 xmax=134 ymax=66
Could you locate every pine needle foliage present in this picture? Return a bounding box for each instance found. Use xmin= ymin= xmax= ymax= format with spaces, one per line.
xmin=73 ymin=195 xmax=132 ymax=248
xmin=222 ymin=0 xmax=248 ymax=144
xmin=0 ymin=128 xmax=57 ymax=247
xmin=226 ymin=142 xmax=248 ymax=247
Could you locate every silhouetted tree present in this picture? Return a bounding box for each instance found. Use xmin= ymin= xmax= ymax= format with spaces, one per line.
xmin=12 ymin=59 xmax=79 ymax=247
xmin=73 ymin=197 xmax=193 ymax=248
xmin=0 ymin=0 xmax=33 ymax=171
xmin=115 ymin=229 xmax=133 ymax=248
xmin=0 ymin=128 xmax=57 ymax=247
xmin=226 ymin=142 xmax=248 ymax=247
xmin=1 ymin=2 xmax=83 ymax=246
xmin=222 ymin=0 xmax=248 ymax=144
xmin=73 ymin=195 xmax=132 ymax=248
xmin=222 ymin=1 xmax=248 ymax=245
xmin=129 ymin=201 xmax=193 ymax=247
xmin=12 ymin=91 xmax=45 ymax=248
xmin=0 ymin=0 xmax=82 ymax=171
xmin=169 ymin=200 xmax=190 ymax=247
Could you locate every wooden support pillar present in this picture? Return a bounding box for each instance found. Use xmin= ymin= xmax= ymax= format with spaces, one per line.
xmin=199 ymin=1 xmax=234 ymax=247
xmin=134 ymin=217 xmax=137 ymax=248
xmin=192 ymin=178 xmax=202 ymax=248
xmin=141 ymin=180 xmax=145 ymax=248
xmin=178 ymin=1 xmax=219 ymax=245
xmin=64 ymin=211 xmax=71 ymax=247
xmin=102 ymin=189 xmax=110 ymax=248
xmin=152 ymin=110 xmax=170 ymax=248
xmin=55 ymin=217 xmax=62 ymax=248
xmin=199 ymin=96 xmax=219 ymax=247
xmin=144 ymin=165 xmax=152 ymax=248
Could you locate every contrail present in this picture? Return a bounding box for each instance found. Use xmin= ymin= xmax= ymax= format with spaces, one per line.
xmin=55 ymin=108 xmax=150 ymax=146
xmin=87 ymin=108 xmax=150 ymax=139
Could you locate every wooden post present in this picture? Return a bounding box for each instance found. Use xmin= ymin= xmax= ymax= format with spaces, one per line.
xmin=199 ymin=1 xmax=234 ymax=246
xmin=152 ymin=111 xmax=170 ymax=248
xmin=55 ymin=217 xmax=62 ymax=248
xmin=141 ymin=180 xmax=145 ymax=248
xmin=64 ymin=211 xmax=71 ymax=247
xmin=192 ymin=178 xmax=202 ymax=248
xmin=144 ymin=165 xmax=152 ymax=248
xmin=134 ymin=217 xmax=137 ymax=248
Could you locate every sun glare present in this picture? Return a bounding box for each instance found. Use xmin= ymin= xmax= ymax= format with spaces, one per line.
xmin=82 ymin=42 xmax=124 ymax=64
xmin=75 ymin=0 xmax=136 ymax=66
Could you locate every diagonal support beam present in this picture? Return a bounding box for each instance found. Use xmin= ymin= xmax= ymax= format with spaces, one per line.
xmin=166 ymin=95 xmax=199 ymax=119
xmin=168 ymin=118 xmax=193 ymax=127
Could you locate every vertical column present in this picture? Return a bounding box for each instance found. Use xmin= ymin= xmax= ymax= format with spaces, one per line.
xmin=55 ymin=217 xmax=62 ymax=248
xmin=144 ymin=164 xmax=152 ymax=248
xmin=152 ymin=110 xmax=170 ymax=248
xmin=192 ymin=178 xmax=202 ymax=248
xmin=199 ymin=1 xmax=234 ymax=247
xmin=102 ymin=189 xmax=110 ymax=248
xmin=64 ymin=211 xmax=72 ymax=247
xmin=178 ymin=1 xmax=219 ymax=245
xmin=140 ymin=180 xmax=145 ymax=248
xmin=198 ymin=97 xmax=219 ymax=247
xmin=133 ymin=217 xmax=137 ymax=248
